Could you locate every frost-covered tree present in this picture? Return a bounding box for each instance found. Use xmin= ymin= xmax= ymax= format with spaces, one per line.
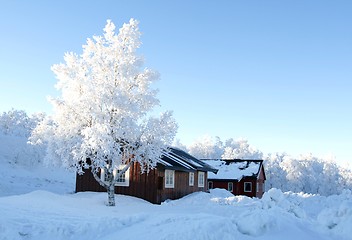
xmin=265 ymin=152 xmax=352 ymax=195
xmin=264 ymin=152 xmax=288 ymax=190
xmin=187 ymin=136 xmax=263 ymax=160
xmin=30 ymin=19 xmax=177 ymax=206
xmin=222 ymin=138 xmax=263 ymax=159
xmin=188 ymin=135 xmax=223 ymax=159
xmin=0 ymin=109 xmax=45 ymax=137
xmin=0 ymin=109 xmax=46 ymax=165
xmin=172 ymin=138 xmax=188 ymax=152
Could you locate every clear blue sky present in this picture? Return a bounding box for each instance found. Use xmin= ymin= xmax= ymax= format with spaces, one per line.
xmin=1 ymin=1 xmax=351 ymax=164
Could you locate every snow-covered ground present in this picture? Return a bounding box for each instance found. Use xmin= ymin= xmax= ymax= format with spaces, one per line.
xmin=0 ymin=133 xmax=75 ymax=197
xmin=1 ymin=132 xmax=352 ymax=240
xmin=1 ymin=157 xmax=351 ymax=240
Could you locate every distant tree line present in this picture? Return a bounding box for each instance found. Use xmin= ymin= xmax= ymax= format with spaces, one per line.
xmin=1 ymin=110 xmax=351 ymax=196
xmin=175 ymin=135 xmax=352 ymax=196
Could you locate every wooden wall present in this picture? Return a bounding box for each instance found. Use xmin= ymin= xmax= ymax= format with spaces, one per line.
xmin=116 ymin=163 xmax=159 ymax=204
xmin=156 ymin=170 xmax=207 ymax=203
xmin=256 ymin=166 xmax=266 ymax=198
xmin=237 ymin=177 xmax=257 ymax=197
xmin=210 ymin=181 xmax=237 ymax=194
xmin=76 ymin=164 xmax=208 ymax=204
xmin=75 ymin=169 xmax=105 ymax=193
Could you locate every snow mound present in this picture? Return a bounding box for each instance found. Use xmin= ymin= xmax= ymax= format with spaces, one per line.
xmin=317 ymin=190 xmax=352 ymax=238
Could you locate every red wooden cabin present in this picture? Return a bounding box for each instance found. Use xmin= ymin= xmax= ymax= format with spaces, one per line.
xmin=76 ymin=147 xmax=217 ymax=204
xmin=203 ymin=159 xmax=266 ymax=198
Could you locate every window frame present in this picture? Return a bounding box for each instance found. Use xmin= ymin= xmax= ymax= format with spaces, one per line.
xmin=198 ymin=171 xmax=205 ymax=187
xmin=189 ymin=172 xmax=194 ymax=186
xmin=100 ymin=165 xmax=130 ymax=187
xmin=114 ymin=165 xmax=130 ymax=187
xmin=165 ymin=169 xmax=175 ymax=188
xmin=228 ymin=182 xmax=233 ymax=192
xmin=244 ymin=182 xmax=252 ymax=192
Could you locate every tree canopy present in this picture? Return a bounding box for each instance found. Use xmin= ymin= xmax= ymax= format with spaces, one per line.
xmin=31 ymin=19 xmax=177 ymax=205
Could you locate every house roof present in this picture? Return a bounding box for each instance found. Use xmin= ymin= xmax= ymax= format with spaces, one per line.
xmin=202 ymin=159 xmax=264 ymax=181
xmin=159 ymin=148 xmax=218 ymax=173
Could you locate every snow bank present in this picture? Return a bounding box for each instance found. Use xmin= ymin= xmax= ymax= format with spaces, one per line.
xmin=317 ymin=190 xmax=352 ymax=238
xmin=1 ymin=189 xmax=351 ymax=240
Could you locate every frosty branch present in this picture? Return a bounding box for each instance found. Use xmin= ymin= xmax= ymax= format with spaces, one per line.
xmin=30 ymin=18 xmax=177 ymax=206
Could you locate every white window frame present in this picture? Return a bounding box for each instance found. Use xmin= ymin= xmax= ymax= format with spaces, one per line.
xmin=198 ymin=171 xmax=205 ymax=187
xmin=165 ymin=170 xmax=175 ymax=188
xmin=189 ymin=172 xmax=194 ymax=186
xmin=244 ymin=182 xmax=252 ymax=192
xmin=114 ymin=165 xmax=130 ymax=187
xmin=100 ymin=165 xmax=130 ymax=187
xmin=228 ymin=182 xmax=233 ymax=192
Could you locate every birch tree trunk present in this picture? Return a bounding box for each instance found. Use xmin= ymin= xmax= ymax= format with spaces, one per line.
xmin=92 ymin=166 xmax=116 ymax=206
xmin=106 ymin=168 xmax=115 ymax=206
xmin=107 ymin=183 xmax=115 ymax=206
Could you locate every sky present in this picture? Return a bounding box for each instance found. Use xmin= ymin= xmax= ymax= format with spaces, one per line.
xmin=1 ymin=1 xmax=351 ymax=164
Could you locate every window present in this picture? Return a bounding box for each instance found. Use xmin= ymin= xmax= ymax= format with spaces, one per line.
xmin=198 ymin=171 xmax=205 ymax=187
xmin=114 ymin=166 xmax=129 ymax=186
xmin=189 ymin=172 xmax=194 ymax=186
xmin=228 ymin=182 xmax=233 ymax=192
xmin=165 ymin=170 xmax=175 ymax=188
xmin=244 ymin=182 xmax=252 ymax=192
xmin=208 ymin=181 xmax=213 ymax=190
xmin=100 ymin=165 xmax=130 ymax=187
xmin=257 ymin=182 xmax=259 ymax=193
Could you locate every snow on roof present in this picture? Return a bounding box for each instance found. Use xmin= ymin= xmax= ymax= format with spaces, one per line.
xmin=162 ymin=151 xmax=195 ymax=170
xmin=205 ymin=159 xmax=262 ymax=181
xmin=158 ymin=159 xmax=172 ymax=167
xmin=168 ymin=148 xmax=204 ymax=168
xmin=175 ymin=153 xmax=203 ymax=168
xmin=158 ymin=148 xmax=217 ymax=173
